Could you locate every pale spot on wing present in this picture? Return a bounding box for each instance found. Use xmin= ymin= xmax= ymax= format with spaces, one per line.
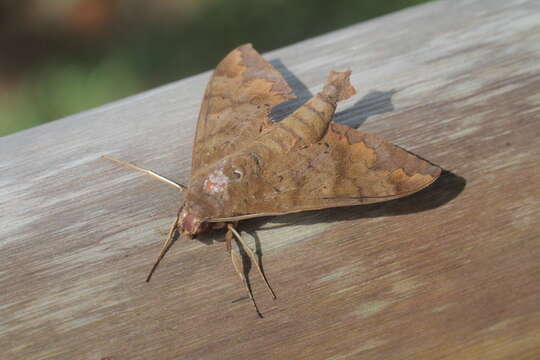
xmin=203 ymin=168 xmax=229 ymax=194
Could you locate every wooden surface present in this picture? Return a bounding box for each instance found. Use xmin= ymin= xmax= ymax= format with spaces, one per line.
xmin=2 ymin=0 xmax=540 ymax=358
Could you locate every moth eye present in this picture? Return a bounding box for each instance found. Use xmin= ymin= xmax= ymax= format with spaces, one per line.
xmin=232 ymin=169 xmax=243 ymax=180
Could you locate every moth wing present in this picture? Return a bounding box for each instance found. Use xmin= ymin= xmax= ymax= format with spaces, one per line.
xmin=209 ymin=122 xmax=441 ymax=221
xmin=192 ymin=44 xmax=295 ymax=172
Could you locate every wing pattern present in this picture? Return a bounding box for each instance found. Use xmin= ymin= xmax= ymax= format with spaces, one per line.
xmin=251 ymin=122 xmax=441 ymax=213
xmin=195 ymin=122 xmax=441 ymax=221
xmin=192 ymin=44 xmax=295 ymax=172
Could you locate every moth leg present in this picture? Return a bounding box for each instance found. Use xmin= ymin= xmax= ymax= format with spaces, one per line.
xmin=146 ymin=214 xmax=180 ymax=282
xmin=228 ymin=224 xmax=277 ymax=300
xmin=224 ymin=228 xmax=233 ymax=253
xmin=224 ymin=221 xmax=238 ymax=253
xmin=230 ymin=246 xmax=263 ymax=318
xmin=102 ymin=155 xmax=187 ymax=192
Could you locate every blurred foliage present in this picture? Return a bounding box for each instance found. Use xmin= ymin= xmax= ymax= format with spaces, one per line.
xmin=0 ymin=0 xmax=432 ymax=136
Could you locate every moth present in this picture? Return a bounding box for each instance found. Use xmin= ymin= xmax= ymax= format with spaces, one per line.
xmin=104 ymin=44 xmax=441 ymax=317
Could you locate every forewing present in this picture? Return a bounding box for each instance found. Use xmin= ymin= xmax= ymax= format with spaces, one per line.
xmin=192 ymin=44 xmax=295 ymax=172
xmin=209 ymin=122 xmax=441 ymax=221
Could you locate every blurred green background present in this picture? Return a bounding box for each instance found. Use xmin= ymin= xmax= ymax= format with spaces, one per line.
xmin=0 ymin=0 xmax=432 ymax=136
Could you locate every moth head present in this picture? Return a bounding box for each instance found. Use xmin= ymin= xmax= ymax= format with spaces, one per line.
xmin=178 ymin=206 xmax=209 ymax=236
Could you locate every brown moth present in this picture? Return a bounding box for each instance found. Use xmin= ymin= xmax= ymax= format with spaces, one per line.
xmin=104 ymin=44 xmax=441 ymax=317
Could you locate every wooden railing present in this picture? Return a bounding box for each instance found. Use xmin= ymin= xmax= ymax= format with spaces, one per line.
xmin=2 ymin=0 xmax=539 ymax=358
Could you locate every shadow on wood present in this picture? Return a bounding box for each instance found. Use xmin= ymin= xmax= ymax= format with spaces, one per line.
xmin=270 ymin=58 xmax=397 ymax=130
xmin=334 ymin=89 xmax=397 ymax=129
xmin=240 ymin=170 xmax=465 ymax=231
xmin=269 ymin=59 xmax=313 ymax=122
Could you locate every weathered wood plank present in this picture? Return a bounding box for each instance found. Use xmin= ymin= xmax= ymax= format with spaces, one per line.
xmin=2 ymin=0 xmax=540 ymax=359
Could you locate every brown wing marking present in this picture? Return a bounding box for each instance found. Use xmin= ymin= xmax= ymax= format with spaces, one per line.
xmin=207 ymin=122 xmax=441 ymax=220
xmin=192 ymin=44 xmax=295 ymax=172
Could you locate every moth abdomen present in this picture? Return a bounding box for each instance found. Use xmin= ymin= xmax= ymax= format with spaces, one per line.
xmin=279 ymin=70 xmax=356 ymax=146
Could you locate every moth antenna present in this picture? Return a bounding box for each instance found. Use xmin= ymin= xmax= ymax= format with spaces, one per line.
xmin=102 ymin=155 xmax=187 ymax=192
xmin=230 ymin=246 xmax=263 ymax=318
xmin=228 ymin=224 xmax=276 ymax=300
xmin=146 ymin=215 xmax=180 ymax=282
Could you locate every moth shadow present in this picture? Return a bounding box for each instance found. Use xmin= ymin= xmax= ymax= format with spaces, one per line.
xmin=269 ymin=59 xmax=312 ymax=122
xmin=269 ymin=58 xmax=397 ymax=129
xmin=243 ymin=170 xmax=466 ymax=230
xmin=334 ymin=89 xmax=398 ymax=129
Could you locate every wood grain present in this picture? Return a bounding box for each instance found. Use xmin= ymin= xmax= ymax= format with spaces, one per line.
xmin=1 ymin=0 xmax=539 ymax=359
